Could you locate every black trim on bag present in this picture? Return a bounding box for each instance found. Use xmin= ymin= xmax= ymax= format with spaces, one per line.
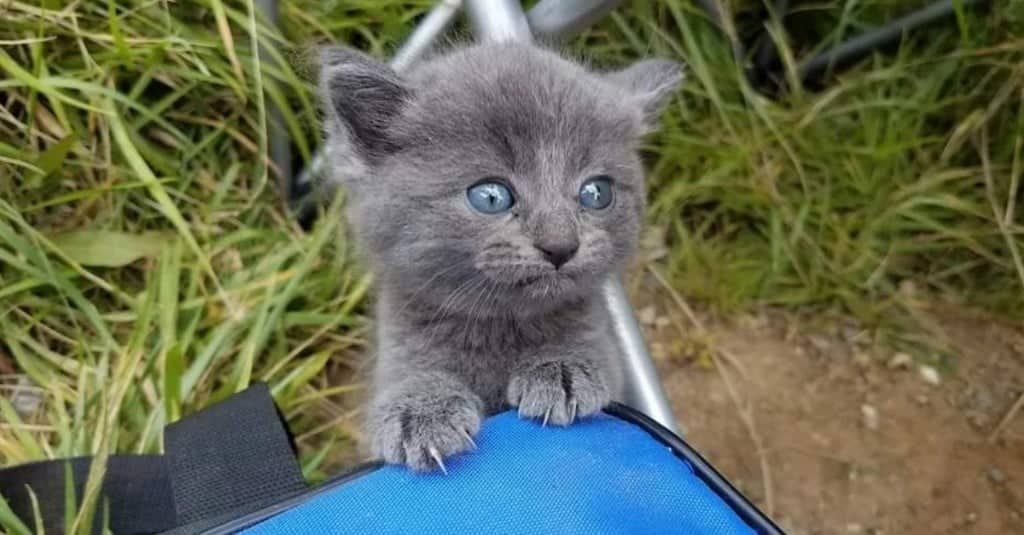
xmin=190 ymin=462 xmax=382 ymax=535
xmin=604 ymin=403 xmax=785 ymax=535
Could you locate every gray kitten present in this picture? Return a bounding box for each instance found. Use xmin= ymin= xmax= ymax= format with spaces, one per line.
xmin=318 ymin=42 xmax=682 ymax=471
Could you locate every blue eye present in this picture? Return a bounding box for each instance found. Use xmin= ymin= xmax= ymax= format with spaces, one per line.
xmin=467 ymin=180 xmax=515 ymax=214
xmin=579 ymin=176 xmax=614 ymax=210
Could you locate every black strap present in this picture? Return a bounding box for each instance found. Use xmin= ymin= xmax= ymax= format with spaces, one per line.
xmin=0 ymin=382 xmax=306 ymax=534
xmin=0 ymin=455 xmax=175 ymax=534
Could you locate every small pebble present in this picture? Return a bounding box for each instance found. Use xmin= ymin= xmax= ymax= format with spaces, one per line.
xmin=918 ymin=365 xmax=941 ymax=386
xmin=987 ymin=467 xmax=1006 ymax=484
xmin=973 ymin=390 xmax=995 ymax=411
xmin=888 ymin=352 xmax=913 ymax=370
xmin=861 ymin=404 xmax=880 ymax=430
xmin=840 ymin=325 xmax=861 ymax=343
xmin=808 ymin=334 xmax=831 ymax=353
xmin=12 ymin=377 xmax=42 ymax=418
xmin=915 ymin=394 xmax=929 ymax=406
xmin=967 ymin=411 xmax=990 ymax=429
xmin=654 ymin=316 xmax=671 ymax=329
xmin=966 ymin=512 xmax=978 ymax=524
xmin=846 ymin=523 xmax=863 ymax=533
xmin=736 ymin=314 xmax=759 ymax=330
xmin=637 ymin=306 xmax=657 ymax=326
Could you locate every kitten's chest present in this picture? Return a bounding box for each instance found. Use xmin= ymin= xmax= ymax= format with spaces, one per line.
xmin=445 ymin=346 xmax=521 ymax=414
xmin=431 ymin=314 xmax=577 ymax=412
xmin=436 ymin=318 xmax=547 ymax=411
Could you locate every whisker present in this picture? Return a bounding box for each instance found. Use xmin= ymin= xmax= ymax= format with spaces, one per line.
xmin=461 ymin=279 xmax=499 ymax=348
xmin=420 ymin=275 xmax=488 ymax=350
xmin=394 ymin=261 xmax=465 ymax=316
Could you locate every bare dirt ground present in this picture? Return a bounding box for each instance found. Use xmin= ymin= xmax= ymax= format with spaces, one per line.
xmin=638 ymin=293 xmax=1024 ymax=535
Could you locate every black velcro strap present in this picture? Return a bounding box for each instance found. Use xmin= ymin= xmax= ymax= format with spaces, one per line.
xmin=0 ymin=455 xmax=175 ymax=534
xmin=0 ymin=382 xmax=306 ymax=534
xmin=165 ymin=383 xmax=306 ymax=526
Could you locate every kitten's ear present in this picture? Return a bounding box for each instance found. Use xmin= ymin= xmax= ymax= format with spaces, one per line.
xmin=605 ymin=59 xmax=684 ymax=131
xmin=319 ymin=46 xmax=410 ymax=163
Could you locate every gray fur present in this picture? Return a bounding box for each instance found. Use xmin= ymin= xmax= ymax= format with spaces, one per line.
xmin=319 ymin=43 xmax=682 ymax=471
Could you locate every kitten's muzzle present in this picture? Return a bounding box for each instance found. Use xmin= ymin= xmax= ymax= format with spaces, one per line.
xmin=534 ymin=238 xmax=579 ymax=270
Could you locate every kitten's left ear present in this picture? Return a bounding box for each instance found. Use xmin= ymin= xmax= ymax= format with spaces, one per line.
xmin=319 ymin=46 xmax=410 ymax=166
xmin=605 ymin=59 xmax=685 ymax=132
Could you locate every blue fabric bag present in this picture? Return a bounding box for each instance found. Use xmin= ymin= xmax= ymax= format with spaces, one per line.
xmin=1 ymin=384 xmax=780 ymax=534
xmin=208 ymin=404 xmax=780 ymax=535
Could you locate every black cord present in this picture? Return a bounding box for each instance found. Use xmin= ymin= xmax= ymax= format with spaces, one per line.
xmin=752 ymin=0 xmax=790 ymax=77
xmin=255 ymin=0 xmax=302 ymax=222
xmin=798 ymin=0 xmax=987 ymax=85
xmin=747 ymin=0 xmax=987 ymax=94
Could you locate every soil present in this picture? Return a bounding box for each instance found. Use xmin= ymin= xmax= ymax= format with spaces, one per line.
xmin=640 ymin=296 xmax=1024 ymax=535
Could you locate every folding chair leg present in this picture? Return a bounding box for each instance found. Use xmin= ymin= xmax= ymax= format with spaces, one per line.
xmin=603 ymin=278 xmax=680 ymax=433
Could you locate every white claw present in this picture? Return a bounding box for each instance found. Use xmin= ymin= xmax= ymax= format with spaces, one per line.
xmin=568 ymin=398 xmax=578 ymax=424
xmin=460 ymin=428 xmax=478 ymax=450
xmin=542 ymin=406 xmax=552 ymax=427
xmin=428 ymin=446 xmax=448 ymax=475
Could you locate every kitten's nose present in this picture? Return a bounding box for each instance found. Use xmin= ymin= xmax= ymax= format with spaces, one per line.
xmin=535 ymin=240 xmax=579 ymax=269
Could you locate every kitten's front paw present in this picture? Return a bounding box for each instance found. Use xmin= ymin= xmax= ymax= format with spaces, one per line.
xmin=508 ymin=360 xmax=610 ymax=426
xmin=369 ymin=390 xmax=482 ymax=473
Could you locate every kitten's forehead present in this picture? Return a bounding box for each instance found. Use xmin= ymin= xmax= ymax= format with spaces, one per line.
xmin=399 ymin=44 xmax=636 ymax=167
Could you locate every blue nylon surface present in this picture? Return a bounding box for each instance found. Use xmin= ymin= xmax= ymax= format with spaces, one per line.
xmin=244 ymin=411 xmax=756 ymax=534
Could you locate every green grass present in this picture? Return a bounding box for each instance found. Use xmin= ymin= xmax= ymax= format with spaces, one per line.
xmin=1 ymin=0 xmax=1022 ymax=532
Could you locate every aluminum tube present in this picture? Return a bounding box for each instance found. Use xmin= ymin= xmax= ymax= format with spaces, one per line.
xmin=602 ymin=278 xmax=680 ymax=433
xmin=391 ymin=0 xmax=464 ymax=72
xmin=292 ymin=0 xmax=462 ymax=199
xmin=526 ymin=0 xmax=623 ymax=43
xmin=465 ymin=0 xmax=533 ymax=43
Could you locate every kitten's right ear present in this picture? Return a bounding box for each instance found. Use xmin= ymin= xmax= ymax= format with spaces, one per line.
xmin=604 ymin=59 xmax=684 ymax=133
xmin=319 ymin=46 xmax=410 ymax=162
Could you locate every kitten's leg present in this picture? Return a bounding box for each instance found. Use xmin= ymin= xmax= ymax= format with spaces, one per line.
xmin=367 ymin=369 xmax=483 ymax=472
xmin=507 ymin=336 xmax=614 ymax=426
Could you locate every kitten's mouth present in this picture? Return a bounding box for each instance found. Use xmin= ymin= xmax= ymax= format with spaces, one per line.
xmin=511 ymin=275 xmax=545 ymax=287
xmin=503 ymin=270 xmax=584 ymax=299
xmin=476 ymin=263 xmax=595 ymax=303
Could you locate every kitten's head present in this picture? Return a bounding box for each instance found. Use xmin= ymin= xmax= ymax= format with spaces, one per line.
xmin=319 ymin=43 xmax=682 ymax=317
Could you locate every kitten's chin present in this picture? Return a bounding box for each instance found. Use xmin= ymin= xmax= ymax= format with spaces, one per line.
xmin=494 ymin=270 xmax=600 ymax=311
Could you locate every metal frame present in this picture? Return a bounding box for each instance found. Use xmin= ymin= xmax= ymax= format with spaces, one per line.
xmin=268 ymin=0 xmax=979 ymax=433
xmin=285 ymin=0 xmax=982 ymax=193
xmin=291 ymin=0 xmax=626 ymax=216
